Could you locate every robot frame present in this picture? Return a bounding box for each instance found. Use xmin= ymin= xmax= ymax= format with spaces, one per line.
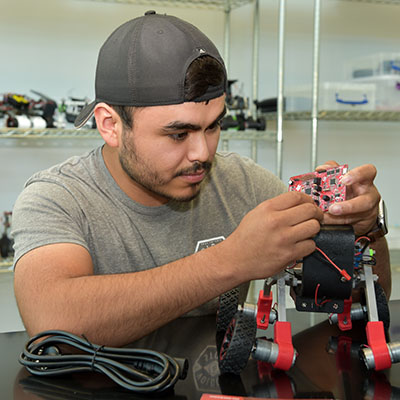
xmin=216 ymin=164 xmax=400 ymax=375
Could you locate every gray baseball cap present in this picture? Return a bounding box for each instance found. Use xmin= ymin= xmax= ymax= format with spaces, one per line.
xmin=75 ymin=10 xmax=227 ymax=128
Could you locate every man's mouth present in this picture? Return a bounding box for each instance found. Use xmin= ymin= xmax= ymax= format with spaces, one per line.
xmin=179 ymin=170 xmax=206 ymax=184
xmin=176 ymin=161 xmax=211 ymax=183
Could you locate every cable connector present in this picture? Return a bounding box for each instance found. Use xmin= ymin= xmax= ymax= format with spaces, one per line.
xmin=19 ymin=330 xmax=188 ymax=393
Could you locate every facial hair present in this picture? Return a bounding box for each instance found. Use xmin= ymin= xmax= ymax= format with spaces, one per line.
xmin=118 ymin=129 xmax=212 ymax=202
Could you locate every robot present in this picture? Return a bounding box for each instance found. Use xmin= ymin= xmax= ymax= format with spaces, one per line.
xmin=0 ymin=91 xmax=57 ymax=128
xmin=217 ymin=165 xmax=400 ymax=374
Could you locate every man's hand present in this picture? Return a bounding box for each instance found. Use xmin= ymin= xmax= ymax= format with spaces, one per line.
xmin=316 ymin=161 xmax=380 ymax=236
xmin=225 ymin=191 xmax=324 ymax=281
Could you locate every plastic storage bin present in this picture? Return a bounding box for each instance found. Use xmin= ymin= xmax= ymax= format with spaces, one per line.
xmin=347 ymin=53 xmax=400 ymax=79
xmin=353 ymin=75 xmax=400 ymax=111
xmin=285 ymin=82 xmax=376 ymax=112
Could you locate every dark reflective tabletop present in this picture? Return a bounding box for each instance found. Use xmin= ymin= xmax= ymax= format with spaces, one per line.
xmin=4 ymin=301 xmax=400 ymax=400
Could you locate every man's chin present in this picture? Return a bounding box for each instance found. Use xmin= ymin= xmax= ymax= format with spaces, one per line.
xmin=171 ymin=188 xmax=201 ymax=202
xmin=164 ymin=184 xmax=202 ymax=203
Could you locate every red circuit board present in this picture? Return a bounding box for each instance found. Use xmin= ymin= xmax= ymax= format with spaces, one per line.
xmin=288 ymin=164 xmax=348 ymax=212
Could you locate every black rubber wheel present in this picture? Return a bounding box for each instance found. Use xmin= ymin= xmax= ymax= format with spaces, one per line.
xmin=216 ymin=287 xmax=240 ymax=333
xmin=219 ymin=310 xmax=257 ymax=375
xmin=375 ymin=282 xmax=390 ymax=333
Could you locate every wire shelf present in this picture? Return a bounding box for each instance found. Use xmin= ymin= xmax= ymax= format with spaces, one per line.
xmin=0 ymin=258 xmax=13 ymax=271
xmin=221 ymin=130 xmax=276 ymax=141
xmin=74 ymin=0 xmax=254 ymax=10
xmin=337 ymin=0 xmax=400 ymax=4
xmin=0 ymin=128 xmax=99 ymax=139
xmin=263 ymin=110 xmax=400 ymax=122
xmin=0 ymin=128 xmax=275 ymax=141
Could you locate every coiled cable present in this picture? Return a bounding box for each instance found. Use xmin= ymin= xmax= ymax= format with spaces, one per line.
xmin=19 ymin=330 xmax=188 ymax=394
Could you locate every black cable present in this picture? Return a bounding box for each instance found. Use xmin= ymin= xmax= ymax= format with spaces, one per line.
xmin=19 ymin=330 xmax=188 ymax=394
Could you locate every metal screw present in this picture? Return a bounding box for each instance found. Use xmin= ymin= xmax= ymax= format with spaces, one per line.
xmin=301 ymin=302 xmax=307 ymax=308
xmin=333 ymin=303 xmax=339 ymax=310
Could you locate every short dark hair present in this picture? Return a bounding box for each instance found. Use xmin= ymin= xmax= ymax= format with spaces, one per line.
xmin=112 ymin=55 xmax=226 ymax=130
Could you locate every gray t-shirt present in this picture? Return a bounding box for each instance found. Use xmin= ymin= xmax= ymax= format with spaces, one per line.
xmin=12 ymin=147 xmax=286 ymax=313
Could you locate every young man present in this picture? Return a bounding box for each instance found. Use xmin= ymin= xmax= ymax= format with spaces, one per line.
xmin=12 ymin=11 xmax=390 ymax=346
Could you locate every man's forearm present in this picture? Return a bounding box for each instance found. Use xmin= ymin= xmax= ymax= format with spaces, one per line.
xmin=22 ymin=244 xmax=242 ymax=347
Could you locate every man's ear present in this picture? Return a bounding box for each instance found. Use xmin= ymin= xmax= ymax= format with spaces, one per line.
xmin=94 ymin=103 xmax=121 ymax=148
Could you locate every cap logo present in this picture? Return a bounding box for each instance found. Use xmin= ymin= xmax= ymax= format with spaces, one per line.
xmin=197 ymin=48 xmax=206 ymax=54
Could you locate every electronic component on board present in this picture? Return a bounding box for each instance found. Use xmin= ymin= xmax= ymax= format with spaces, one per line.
xmin=288 ymin=164 xmax=348 ymax=212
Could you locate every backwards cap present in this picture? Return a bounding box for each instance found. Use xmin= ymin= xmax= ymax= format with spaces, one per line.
xmin=75 ymin=10 xmax=227 ymax=128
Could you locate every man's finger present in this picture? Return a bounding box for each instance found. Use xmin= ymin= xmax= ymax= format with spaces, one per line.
xmin=281 ymin=202 xmax=324 ymax=226
xmin=340 ymin=164 xmax=377 ymax=186
xmin=269 ymin=191 xmax=317 ymax=211
xmin=315 ymin=160 xmax=339 ymax=172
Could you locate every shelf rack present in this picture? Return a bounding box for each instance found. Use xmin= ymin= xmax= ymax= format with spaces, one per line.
xmin=0 ymin=127 xmax=275 ymax=161
xmin=306 ymin=0 xmax=400 ymax=170
xmin=0 ymin=127 xmax=274 ymax=140
xmin=77 ymin=0 xmax=254 ymax=10
xmin=0 ymin=258 xmax=13 ymax=271
xmin=337 ymin=0 xmax=400 ymax=4
xmin=0 ymin=128 xmax=99 ymax=139
xmin=263 ymin=110 xmax=400 ymax=122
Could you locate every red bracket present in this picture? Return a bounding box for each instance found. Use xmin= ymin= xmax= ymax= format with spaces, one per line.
xmin=366 ymin=321 xmax=392 ymax=371
xmin=337 ymin=298 xmax=353 ymax=331
xmin=273 ymin=321 xmax=295 ymax=371
xmin=257 ymin=290 xmax=273 ymax=330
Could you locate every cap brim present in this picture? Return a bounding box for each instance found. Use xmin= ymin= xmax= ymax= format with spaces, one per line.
xmin=74 ymin=100 xmax=97 ymax=129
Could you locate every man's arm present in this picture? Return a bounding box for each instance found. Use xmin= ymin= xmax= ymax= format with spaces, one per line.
xmin=14 ymin=191 xmax=323 ymax=346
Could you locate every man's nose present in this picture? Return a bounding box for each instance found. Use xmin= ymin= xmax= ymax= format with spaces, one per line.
xmin=187 ymin=132 xmax=210 ymax=163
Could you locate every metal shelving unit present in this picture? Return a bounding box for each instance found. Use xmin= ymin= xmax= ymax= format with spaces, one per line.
xmin=306 ymin=0 xmax=400 ymax=169
xmin=337 ymin=0 xmax=400 ymax=4
xmin=0 ymin=258 xmax=13 ymax=271
xmin=1 ymin=0 xmax=277 ymax=163
xmin=0 ymin=127 xmax=275 ymax=140
xmin=0 ymin=127 xmax=275 ymax=160
xmin=77 ymin=0 xmax=253 ymax=9
xmin=0 ymin=128 xmax=99 ymax=139
xmin=264 ymin=110 xmax=400 ymax=122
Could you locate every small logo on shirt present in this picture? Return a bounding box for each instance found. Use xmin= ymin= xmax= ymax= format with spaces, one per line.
xmin=195 ymin=236 xmax=225 ymax=253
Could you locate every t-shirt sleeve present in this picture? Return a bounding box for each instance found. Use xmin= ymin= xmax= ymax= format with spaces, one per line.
xmin=11 ymin=180 xmax=89 ymax=267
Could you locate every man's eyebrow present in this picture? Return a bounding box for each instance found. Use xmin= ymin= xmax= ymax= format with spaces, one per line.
xmin=212 ymin=106 xmax=227 ymax=126
xmin=162 ymin=121 xmax=201 ymax=132
xmin=162 ymin=105 xmax=227 ymax=132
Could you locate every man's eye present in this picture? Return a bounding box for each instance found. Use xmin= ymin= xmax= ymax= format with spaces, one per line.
xmin=169 ymin=132 xmax=188 ymax=141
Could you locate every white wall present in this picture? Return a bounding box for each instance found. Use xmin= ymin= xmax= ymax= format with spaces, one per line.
xmin=1 ymin=0 xmax=400 ymax=245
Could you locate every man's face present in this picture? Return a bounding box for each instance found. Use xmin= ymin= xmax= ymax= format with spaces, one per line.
xmin=118 ymin=95 xmax=226 ymax=205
